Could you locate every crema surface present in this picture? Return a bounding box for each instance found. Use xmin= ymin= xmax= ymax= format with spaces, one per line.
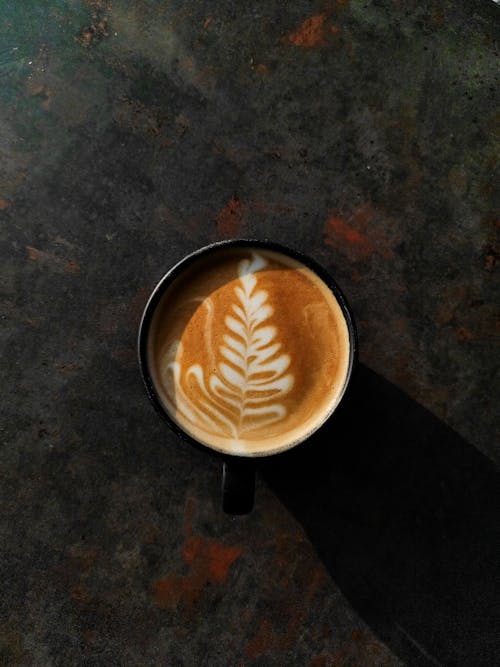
xmin=148 ymin=247 xmax=351 ymax=456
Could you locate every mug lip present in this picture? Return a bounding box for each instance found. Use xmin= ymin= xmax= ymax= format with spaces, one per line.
xmin=137 ymin=238 xmax=358 ymax=459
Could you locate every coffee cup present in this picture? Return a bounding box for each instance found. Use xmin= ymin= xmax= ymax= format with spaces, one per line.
xmin=138 ymin=240 xmax=357 ymax=513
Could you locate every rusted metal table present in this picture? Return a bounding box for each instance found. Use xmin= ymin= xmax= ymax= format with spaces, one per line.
xmin=1 ymin=1 xmax=498 ymax=665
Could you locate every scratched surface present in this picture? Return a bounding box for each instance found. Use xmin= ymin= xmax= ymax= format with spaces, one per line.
xmin=0 ymin=1 xmax=499 ymax=665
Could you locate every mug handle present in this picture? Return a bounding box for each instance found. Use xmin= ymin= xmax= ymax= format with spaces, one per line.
xmin=222 ymin=458 xmax=255 ymax=514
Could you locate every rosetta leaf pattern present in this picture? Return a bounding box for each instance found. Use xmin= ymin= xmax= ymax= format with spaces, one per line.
xmin=162 ymin=253 xmax=294 ymax=440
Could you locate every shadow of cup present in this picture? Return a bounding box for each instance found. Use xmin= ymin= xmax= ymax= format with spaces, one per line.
xmin=259 ymin=364 xmax=499 ymax=667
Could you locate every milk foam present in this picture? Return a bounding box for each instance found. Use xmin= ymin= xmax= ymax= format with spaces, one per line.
xmin=148 ymin=247 xmax=352 ymax=456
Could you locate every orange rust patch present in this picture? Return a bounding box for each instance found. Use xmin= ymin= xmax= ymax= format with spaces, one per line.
xmin=256 ymin=63 xmax=270 ymax=75
xmin=52 ymin=543 xmax=100 ymax=609
xmin=482 ymin=217 xmax=500 ymax=271
xmin=25 ymin=244 xmax=80 ymax=272
xmin=26 ymin=246 xmax=41 ymax=261
xmin=326 ymin=216 xmax=372 ymax=249
xmin=485 ymin=253 xmax=496 ymax=271
xmin=283 ymin=13 xmax=329 ymax=48
xmin=324 ymin=204 xmax=397 ymax=260
xmin=152 ymin=574 xmax=196 ymax=610
xmin=83 ymin=628 xmax=96 ymax=643
xmin=183 ymin=536 xmax=243 ymax=584
xmin=215 ymin=197 xmax=245 ymax=237
xmin=78 ymin=2 xmax=110 ymax=48
xmin=245 ymin=619 xmax=279 ymax=659
xmin=27 ymin=82 xmax=51 ymax=109
xmin=152 ymin=539 xmax=243 ymax=610
xmin=0 ymin=199 xmax=11 ymax=210
xmin=79 ymin=27 xmax=95 ymax=47
xmin=65 ymin=544 xmax=98 ymax=573
xmin=152 ymin=497 xmax=243 ymax=611
xmin=64 ymin=260 xmax=81 ymax=273
xmin=456 ymin=327 xmax=474 ymax=342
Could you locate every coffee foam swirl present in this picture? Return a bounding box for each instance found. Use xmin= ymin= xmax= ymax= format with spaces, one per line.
xmin=148 ymin=247 xmax=351 ymax=456
xmin=162 ymin=253 xmax=294 ymax=439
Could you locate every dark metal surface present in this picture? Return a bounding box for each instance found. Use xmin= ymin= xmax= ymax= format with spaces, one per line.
xmin=1 ymin=1 xmax=499 ymax=665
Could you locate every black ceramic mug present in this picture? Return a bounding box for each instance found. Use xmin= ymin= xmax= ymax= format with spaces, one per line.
xmin=138 ymin=240 xmax=357 ymax=513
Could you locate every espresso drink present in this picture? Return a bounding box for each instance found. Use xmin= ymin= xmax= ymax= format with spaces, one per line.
xmin=147 ymin=247 xmax=351 ymax=456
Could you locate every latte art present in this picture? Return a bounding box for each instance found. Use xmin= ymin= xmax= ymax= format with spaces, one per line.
xmin=163 ymin=253 xmax=294 ymax=439
xmin=147 ymin=246 xmax=352 ymax=456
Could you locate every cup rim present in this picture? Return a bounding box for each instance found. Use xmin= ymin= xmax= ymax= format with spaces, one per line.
xmin=137 ymin=238 xmax=358 ymax=459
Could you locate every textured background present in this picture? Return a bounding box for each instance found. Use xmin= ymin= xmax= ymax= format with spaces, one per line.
xmin=1 ymin=1 xmax=499 ymax=665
